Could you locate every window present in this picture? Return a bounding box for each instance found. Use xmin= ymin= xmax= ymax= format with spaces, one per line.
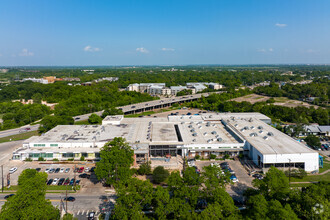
xmin=33 ymin=144 xmax=45 ymax=147
xmin=50 ymin=144 xmax=58 ymax=147
xmin=82 ymin=153 xmax=88 ymax=157
xmin=41 ymin=153 xmax=46 ymax=158
xmin=46 ymin=153 xmax=53 ymax=158
xmin=33 ymin=153 xmax=40 ymax=158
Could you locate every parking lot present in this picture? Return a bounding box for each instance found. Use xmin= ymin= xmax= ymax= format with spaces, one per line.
xmin=2 ymin=161 xmax=97 ymax=187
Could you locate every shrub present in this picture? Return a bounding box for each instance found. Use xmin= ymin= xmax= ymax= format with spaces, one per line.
xmin=24 ymin=157 xmax=33 ymax=162
xmin=138 ymin=162 xmax=152 ymax=175
xmin=266 ymin=98 xmax=275 ymax=103
xmin=80 ymin=156 xmax=85 ymax=161
xmin=152 ymin=166 xmax=169 ymax=184
xmin=37 ymin=157 xmax=45 ymax=161
xmin=195 ymin=155 xmax=200 ymax=160
xmin=53 ymin=158 xmax=59 ymax=162
xmin=210 ymin=154 xmax=217 ymax=160
xmin=130 ymin=168 xmax=138 ymax=175
xmin=223 ymin=154 xmax=230 ymax=160
xmin=67 ymin=158 xmax=74 ymax=161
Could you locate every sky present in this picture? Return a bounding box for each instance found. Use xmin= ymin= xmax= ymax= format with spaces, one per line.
xmin=0 ymin=0 xmax=329 ymax=66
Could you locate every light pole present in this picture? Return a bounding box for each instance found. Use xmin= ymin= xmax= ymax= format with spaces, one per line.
xmin=288 ymin=158 xmax=292 ymax=185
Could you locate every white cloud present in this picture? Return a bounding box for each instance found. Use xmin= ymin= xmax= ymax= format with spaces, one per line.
xmin=0 ymin=53 xmax=2 ymax=57
xmin=84 ymin=45 xmax=101 ymax=52
xmin=269 ymin=48 xmax=274 ymax=52
xmin=19 ymin=48 xmax=34 ymax=56
xmin=136 ymin=47 xmax=149 ymax=53
xmin=275 ymin=23 xmax=287 ymax=28
xmin=306 ymin=49 xmax=319 ymax=53
xmin=257 ymin=48 xmax=266 ymax=53
xmin=161 ymin=48 xmax=175 ymax=51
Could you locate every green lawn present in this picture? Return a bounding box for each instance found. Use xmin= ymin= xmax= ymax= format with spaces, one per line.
xmin=74 ymin=119 xmax=90 ymax=125
xmin=320 ymin=161 xmax=330 ymax=173
xmin=3 ymin=185 xmax=80 ymax=191
xmin=124 ymin=111 xmax=156 ymax=118
xmin=290 ymin=172 xmax=330 ymax=183
xmin=274 ymin=97 xmax=289 ymax=103
xmin=0 ymin=130 xmax=39 ymax=143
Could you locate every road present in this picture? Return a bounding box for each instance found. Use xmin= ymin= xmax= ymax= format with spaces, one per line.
xmin=0 ymin=124 xmax=39 ymax=138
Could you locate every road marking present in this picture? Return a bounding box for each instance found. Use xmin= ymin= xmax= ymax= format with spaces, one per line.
xmin=81 ymin=210 xmax=84 ymax=215
xmin=77 ymin=210 xmax=80 ymax=215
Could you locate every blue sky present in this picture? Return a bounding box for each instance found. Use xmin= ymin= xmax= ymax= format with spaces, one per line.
xmin=0 ymin=0 xmax=329 ymax=66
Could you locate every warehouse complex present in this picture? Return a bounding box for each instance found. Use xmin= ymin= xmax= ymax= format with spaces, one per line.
xmin=12 ymin=112 xmax=319 ymax=172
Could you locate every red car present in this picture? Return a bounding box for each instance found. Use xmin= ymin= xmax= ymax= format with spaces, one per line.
xmin=78 ymin=167 xmax=84 ymax=173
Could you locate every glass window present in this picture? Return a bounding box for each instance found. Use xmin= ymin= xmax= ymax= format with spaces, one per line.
xmin=33 ymin=153 xmax=40 ymax=158
xmin=82 ymin=153 xmax=88 ymax=157
xmin=29 ymin=153 xmax=33 ymax=158
xmin=41 ymin=153 xmax=46 ymax=158
xmin=46 ymin=153 xmax=53 ymax=158
xmin=67 ymin=152 xmax=73 ymax=158
xmin=95 ymin=153 xmax=100 ymax=158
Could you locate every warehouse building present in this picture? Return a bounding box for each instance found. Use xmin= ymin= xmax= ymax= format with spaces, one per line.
xmin=12 ymin=113 xmax=319 ymax=172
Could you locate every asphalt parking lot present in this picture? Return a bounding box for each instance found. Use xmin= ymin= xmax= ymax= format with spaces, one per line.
xmin=2 ymin=161 xmax=96 ymax=186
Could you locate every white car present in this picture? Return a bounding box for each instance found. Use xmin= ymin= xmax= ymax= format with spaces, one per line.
xmin=9 ymin=167 xmax=17 ymax=174
xmin=85 ymin=167 xmax=90 ymax=173
xmin=60 ymin=168 xmax=65 ymax=173
xmin=45 ymin=168 xmax=50 ymax=173
xmin=52 ymin=178 xmax=59 ymax=185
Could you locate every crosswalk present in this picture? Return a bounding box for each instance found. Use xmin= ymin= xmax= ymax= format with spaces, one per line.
xmin=74 ymin=210 xmax=101 ymax=219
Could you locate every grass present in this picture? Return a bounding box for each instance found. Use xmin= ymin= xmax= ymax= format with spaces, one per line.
xmin=320 ymin=161 xmax=330 ymax=173
xmin=290 ymin=183 xmax=315 ymax=187
xmin=0 ymin=130 xmax=39 ymax=143
xmin=274 ymin=97 xmax=289 ymax=102
xmin=290 ymin=172 xmax=330 ymax=183
xmin=3 ymin=185 xmax=80 ymax=191
xmin=74 ymin=119 xmax=90 ymax=125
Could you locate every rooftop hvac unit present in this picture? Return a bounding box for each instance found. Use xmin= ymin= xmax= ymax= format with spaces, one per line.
xmin=259 ymin=130 xmax=263 ymax=134
xmin=211 ymin=131 xmax=217 ymax=135
xmin=215 ymin=134 xmax=219 ymax=138
xmin=250 ymin=132 xmax=258 ymax=137
xmin=234 ymin=124 xmax=238 ymax=127
xmin=181 ymin=122 xmax=185 ymax=124
xmin=244 ymin=126 xmax=249 ymax=130
xmin=258 ymin=126 xmax=263 ymax=129
xmin=207 ymin=139 xmax=213 ymax=143
xmin=188 ymin=125 xmax=192 ymax=128
xmin=267 ymin=132 xmax=274 ymax=136
xmin=192 ymin=139 xmax=196 ymax=142
xmin=250 ymin=126 xmax=255 ymax=129
xmin=217 ymin=138 xmax=223 ymax=142
xmin=192 ymin=133 xmax=197 ymax=136
xmin=263 ymin=136 xmax=268 ymax=140
xmin=198 ymin=126 xmax=202 ymax=129
xmin=203 ymin=132 xmax=208 ymax=136
xmin=190 ymin=129 xmax=195 ymax=132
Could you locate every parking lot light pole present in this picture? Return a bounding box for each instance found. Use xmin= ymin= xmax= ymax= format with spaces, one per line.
xmin=1 ymin=165 xmax=3 ymax=193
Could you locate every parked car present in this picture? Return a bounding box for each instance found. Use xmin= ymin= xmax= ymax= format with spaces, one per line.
xmin=88 ymin=212 xmax=95 ymax=220
xmin=35 ymin=168 xmax=41 ymax=172
xmin=69 ymin=178 xmax=75 ymax=186
xmin=252 ymin=174 xmax=264 ymax=180
xmin=78 ymin=167 xmax=84 ymax=173
xmin=230 ymin=174 xmax=238 ymax=182
xmin=65 ymin=168 xmax=70 ymax=173
xmin=74 ymin=167 xmax=79 ymax=173
xmin=79 ymin=173 xmax=88 ymax=178
xmin=58 ymin=178 xmax=65 ymax=185
xmin=4 ymin=194 xmax=15 ymax=199
xmin=9 ymin=167 xmax=17 ymax=174
xmin=75 ymin=180 xmax=81 ymax=185
xmin=55 ymin=168 xmax=60 ymax=173
xmin=45 ymin=168 xmax=50 ymax=173
xmin=60 ymin=168 xmax=65 ymax=173
xmin=47 ymin=179 xmax=53 ymax=185
xmin=49 ymin=168 xmax=55 ymax=173
xmin=85 ymin=167 xmax=90 ymax=173
xmin=63 ymin=178 xmax=70 ymax=185
xmin=52 ymin=178 xmax=59 ymax=185
xmin=220 ymin=162 xmax=229 ymax=168
xmin=64 ymin=196 xmax=76 ymax=202
xmin=90 ymin=167 xmax=96 ymax=172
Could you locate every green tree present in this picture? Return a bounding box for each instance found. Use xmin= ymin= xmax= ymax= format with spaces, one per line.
xmin=88 ymin=113 xmax=102 ymax=124
xmin=253 ymin=166 xmax=290 ymax=201
xmin=0 ymin=169 xmax=59 ymax=220
xmin=183 ymin=167 xmax=200 ymax=186
xmin=138 ymin=162 xmax=151 ymax=175
xmin=95 ymin=137 xmax=134 ymax=186
xmin=38 ymin=115 xmax=74 ymax=133
xmin=152 ymin=166 xmax=169 ymax=184
xmin=304 ymin=135 xmax=321 ymax=150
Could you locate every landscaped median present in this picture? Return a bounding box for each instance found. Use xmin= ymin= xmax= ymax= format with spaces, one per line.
xmin=0 ymin=130 xmax=39 ymax=144
xmin=1 ymin=185 xmax=80 ymax=193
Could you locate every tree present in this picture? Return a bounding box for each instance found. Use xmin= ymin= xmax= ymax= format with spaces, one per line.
xmin=183 ymin=167 xmax=200 ymax=186
xmin=0 ymin=169 xmax=60 ymax=220
xmin=95 ymin=137 xmax=134 ymax=186
xmin=304 ymin=135 xmax=321 ymax=150
xmin=38 ymin=115 xmax=74 ymax=133
xmin=101 ymin=107 xmax=123 ymax=118
xmin=138 ymin=162 xmax=151 ymax=175
xmin=253 ymin=166 xmax=290 ymax=201
xmin=152 ymin=166 xmax=169 ymax=184
xmin=88 ymin=113 xmax=102 ymax=124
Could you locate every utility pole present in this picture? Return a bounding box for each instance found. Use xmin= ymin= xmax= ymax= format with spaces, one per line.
xmin=288 ymin=159 xmax=291 ymax=186
xmin=1 ymin=165 xmax=3 ymax=193
xmin=65 ymin=185 xmax=68 ymax=215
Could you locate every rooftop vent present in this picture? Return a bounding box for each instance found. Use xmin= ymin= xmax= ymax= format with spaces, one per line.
xmin=258 ymin=126 xmax=263 ymax=129
xmin=217 ymin=138 xmax=223 ymax=142
xmin=211 ymin=131 xmax=217 ymax=135
xmin=250 ymin=126 xmax=255 ymax=130
xmin=192 ymin=139 xmax=196 ymax=142
xmin=203 ymin=132 xmax=208 ymax=136
xmin=192 ymin=133 xmax=197 ymax=136
xmin=207 ymin=139 xmax=213 ymax=143
xmin=263 ymin=136 xmax=268 ymax=140
xmin=234 ymin=124 xmax=238 ymax=127
xmin=190 ymin=129 xmax=195 ymax=132
xmin=259 ymin=130 xmax=263 ymax=134
xmin=250 ymin=132 xmax=258 ymax=137
xmin=267 ymin=132 xmax=274 ymax=136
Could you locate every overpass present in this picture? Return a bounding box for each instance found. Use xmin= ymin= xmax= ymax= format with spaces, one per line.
xmin=117 ymin=92 xmax=224 ymax=115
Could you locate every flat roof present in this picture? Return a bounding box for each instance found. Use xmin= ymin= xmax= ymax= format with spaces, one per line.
xmin=222 ymin=115 xmax=315 ymax=155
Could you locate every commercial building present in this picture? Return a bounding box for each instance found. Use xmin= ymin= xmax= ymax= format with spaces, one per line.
xmin=12 ymin=112 xmax=319 ymax=172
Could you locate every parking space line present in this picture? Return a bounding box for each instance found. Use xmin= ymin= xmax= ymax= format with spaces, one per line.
xmin=81 ymin=210 xmax=84 ymax=215
xmin=77 ymin=210 xmax=80 ymax=215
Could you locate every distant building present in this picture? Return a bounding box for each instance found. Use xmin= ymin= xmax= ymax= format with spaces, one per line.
xmin=94 ymin=77 xmax=119 ymax=83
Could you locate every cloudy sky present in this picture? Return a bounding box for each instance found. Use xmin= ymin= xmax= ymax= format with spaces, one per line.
xmin=0 ymin=0 xmax=329 ymax=66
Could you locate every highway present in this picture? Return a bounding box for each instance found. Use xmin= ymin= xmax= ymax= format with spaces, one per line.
xmin=0 ymin=92 xmax=223 ymax=138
